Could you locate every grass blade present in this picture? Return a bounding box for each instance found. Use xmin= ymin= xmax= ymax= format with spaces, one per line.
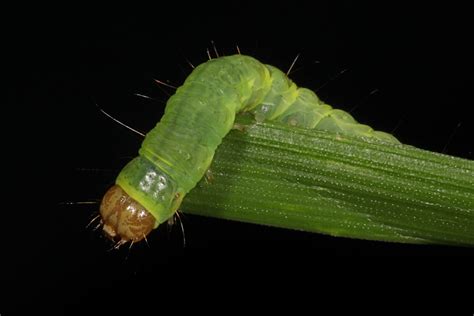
xmin=182 ymin=114 xmax=474 ymax=246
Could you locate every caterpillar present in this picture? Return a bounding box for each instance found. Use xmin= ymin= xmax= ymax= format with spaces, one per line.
xmin=100 ymin=54 xmax=400 ymax=244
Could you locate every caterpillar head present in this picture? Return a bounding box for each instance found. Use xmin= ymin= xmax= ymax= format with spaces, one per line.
xmin=100 ymin=185 xmax=156 ymax=243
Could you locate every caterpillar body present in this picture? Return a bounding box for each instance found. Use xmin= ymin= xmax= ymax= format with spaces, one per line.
xmin=100 ymin=54 xmax=399 ymax=243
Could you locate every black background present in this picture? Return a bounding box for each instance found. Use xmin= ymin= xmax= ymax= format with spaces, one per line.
xmin=5 ymin=1 xmax=474 ymax=314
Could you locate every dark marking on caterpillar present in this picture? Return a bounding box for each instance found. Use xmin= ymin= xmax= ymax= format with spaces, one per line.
xmin=100 ymin=54 xmax=400 ymax=244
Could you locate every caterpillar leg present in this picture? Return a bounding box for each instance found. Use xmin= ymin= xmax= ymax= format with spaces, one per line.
xmin=232 ymin=122 xmax=248 ymax=132
xmin=204 ymin=169 xmax=214 ymax=184
xmin=232 ymin=113 xmax=259 ymax=133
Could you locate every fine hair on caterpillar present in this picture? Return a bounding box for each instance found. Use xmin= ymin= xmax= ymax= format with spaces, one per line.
xmin=99 ymin=53 xmax=402 ymax=245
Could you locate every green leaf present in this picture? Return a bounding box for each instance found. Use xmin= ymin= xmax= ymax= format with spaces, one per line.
xmin=181 ymin=114 xmax=474 ymax=246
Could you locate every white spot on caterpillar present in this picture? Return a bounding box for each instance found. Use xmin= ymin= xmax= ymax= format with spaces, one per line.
xmin=139 ymin=170 xmax=157 ymax=191
xmin=261 ymin=104 xmax=270 ymax=113
xmin=139 ymin=172 xmax=169 ymax=200
xmin=178 ymin=149 xmax=191 ymax=160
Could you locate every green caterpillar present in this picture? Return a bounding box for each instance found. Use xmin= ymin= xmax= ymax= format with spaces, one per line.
xmin=100 ymin=54 xmax=400 ymax=243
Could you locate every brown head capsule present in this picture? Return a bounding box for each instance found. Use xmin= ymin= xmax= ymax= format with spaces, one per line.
xmin=100 ymin=185 xmax=156 ymax=243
